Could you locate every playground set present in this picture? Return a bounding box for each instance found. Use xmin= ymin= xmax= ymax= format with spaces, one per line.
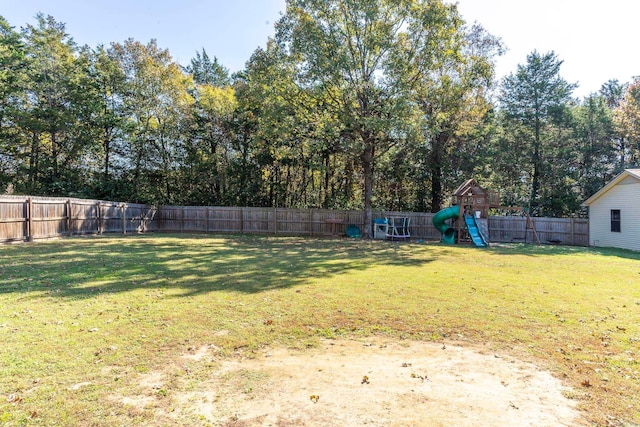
xmin=432 ymin=179 xmax=539 ymax=247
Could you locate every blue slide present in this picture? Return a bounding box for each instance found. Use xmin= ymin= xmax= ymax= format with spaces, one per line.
xmin=464 ymin=214 xmax=488 ymax=247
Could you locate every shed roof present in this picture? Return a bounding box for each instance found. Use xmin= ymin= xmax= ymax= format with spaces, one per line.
xmin=582 ymin=169 xmax=640 ymax=206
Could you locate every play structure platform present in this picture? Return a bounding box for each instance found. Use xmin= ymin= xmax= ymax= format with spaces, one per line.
xmin=432 ymin=179 xmax=539 ymax=247
xmin=432 ymin=205 xmax=488 ymax=247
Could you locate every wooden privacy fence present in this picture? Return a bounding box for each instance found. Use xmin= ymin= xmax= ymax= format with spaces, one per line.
xmin=157 ymin=206 xmax=443 ymax=239
xmin=489 ymin=215 xmax=588 ymax=246
xmin=157 ymin=205 xmax=588 ymax=246
xmin=0 ymin=196 xmax=588 ymax=246
xmin=0 ymin=196 xmax=158 ymax=243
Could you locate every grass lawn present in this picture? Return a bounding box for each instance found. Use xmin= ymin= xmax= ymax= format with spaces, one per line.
xmin=0 ymin=234 xmax=639 ymax=426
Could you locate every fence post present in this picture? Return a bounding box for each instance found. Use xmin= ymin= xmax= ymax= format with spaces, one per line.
xmin=274 ymin=207 xmax=278 ymax=235
xmin=95 ymin=202 xmax=100 ymax=234
xmin=570 ymin=218 xmax=575 ymax=246
xmin=585 ymin=218 xmax=589 ymax=247
xmin=66 ymin=199 xmax=72 ymax=236
xmin=144 ymin=206 xmax=152 ymax=233
xmin=121 ymin=203 xmax=126 ymax=234
xmin=27 ymin=198 xmax=34 ymax=242
xmin=99 ymin=203 xmax=104 ymax=234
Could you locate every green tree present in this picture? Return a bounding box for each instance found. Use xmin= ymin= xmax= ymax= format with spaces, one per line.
xmin=231 ymin=44 xmax=290 ymax=207
xmin=600 ymin=79 xmax=627 ymax=109
xmin=573 ymin=92 xmax=617 ymax=201
xmin=599 ymin=79 xmax=628 ymax=171
xmin=275 ymin=0 xmax=463 ymax=236
xmin=85 ymin=44 xmax=130 ymax=199
xmin=613 ymin=77 xmax=640 ymax=168
xmin=183 ymin=50 xmax=236 ymax=204
xmin=411 ymin=23 xmax=502 ymax=211
xmin=0 ymin=16 xmax=27 ymax=192
xmin=498 ymin=50 xmax=577 ymax=214
xmin=237 ymin=40 xmax=351 ymax=209
xmin=185 ymin=48 xmax=230 ymax=86
xmin=111 ymin=39 xmax=194 ymax=204
xmin=20 ymin=14 xmax=95 ymax=195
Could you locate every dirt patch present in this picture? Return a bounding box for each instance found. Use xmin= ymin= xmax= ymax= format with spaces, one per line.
xmin=122 ymin=338 xmax=585 ymax=426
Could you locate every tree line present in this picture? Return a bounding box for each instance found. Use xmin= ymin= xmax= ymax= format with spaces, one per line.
xmin=1 ymin=1 xmax=639 ymax=234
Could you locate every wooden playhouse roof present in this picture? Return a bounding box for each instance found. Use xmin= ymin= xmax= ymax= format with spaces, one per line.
xmin=452 ymin=179 xmax=488 ymax=197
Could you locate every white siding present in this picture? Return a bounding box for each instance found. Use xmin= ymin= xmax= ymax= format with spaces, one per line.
xmin=588 ymin=176 xmax=640 ymax=251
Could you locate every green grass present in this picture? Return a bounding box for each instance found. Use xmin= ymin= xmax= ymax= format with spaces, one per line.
xmin=1 ymin=234 xmax=639 ymax=425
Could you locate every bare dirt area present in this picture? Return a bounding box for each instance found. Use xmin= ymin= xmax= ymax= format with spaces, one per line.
xmin=119 ymin=337 xmax=586 ymax=426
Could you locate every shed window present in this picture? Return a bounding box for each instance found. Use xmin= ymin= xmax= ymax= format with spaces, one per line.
xmin=611 ymin=209 xmax=621 ymax=233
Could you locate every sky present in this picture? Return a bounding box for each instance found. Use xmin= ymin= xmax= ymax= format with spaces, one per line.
xmin=454 ymin=0 xmax=640 ymax=98
xmin=2 ymin=0 xmax=638 ymax=99
xmin=0 ymin=0 xmax=286 ymax=70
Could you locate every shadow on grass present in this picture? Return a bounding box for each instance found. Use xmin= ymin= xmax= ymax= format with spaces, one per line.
xmin=0 ymin=234 xmax=435 ymax=298
xmin=486 ymin=242 xmax=640 ymax=260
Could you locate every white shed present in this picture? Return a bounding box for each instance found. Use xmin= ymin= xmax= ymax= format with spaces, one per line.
xmin=582 ymin=169 xmax=640 ymax=251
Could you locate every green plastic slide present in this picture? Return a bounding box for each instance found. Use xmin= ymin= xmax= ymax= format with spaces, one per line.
xmin=432 ymin=205 xmax=460 ymax=244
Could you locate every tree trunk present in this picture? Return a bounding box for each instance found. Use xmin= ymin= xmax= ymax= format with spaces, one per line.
xmin=430 ymin=165 xmax=442 ymax=213
xmin=619 ymin=137 xmax=626 ymax=172
xmin=322 ymin=151 xmax=330 ymax=209
xmin=51 ymin=129 xmax=59 ymax=181
xmin=362 ymin=138 xmax=375 ymax=238
xmin=29 ymin=131 xmax=40 ymax=189
xmin=209 ymin=122 xmax=222 ymax=204
xmin=429 ymin=132 xmax=447 ymax=213
xmin=103 ymin=131 xmax=111 ymax=181
xmin=530 ymin=117 xmax=541 ymax=212
xmin=160 ymin=137 xmax=171 ymax=203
